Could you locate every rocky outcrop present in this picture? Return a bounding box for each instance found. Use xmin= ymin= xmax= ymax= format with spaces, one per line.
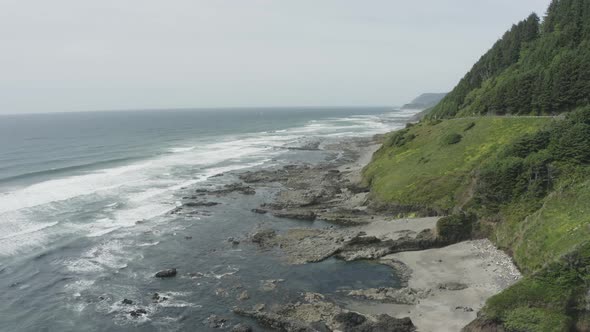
xmin=155 ymin=268 xmax=177 ymax=278
xmin=272 ymin=209 xmax=317 ymax=221
xmin=346 ymin=287 xmax=431 ymax=305
xmin=233 ymin=292 xmax=416 ymax=332
xmin=204 ymin=314 xmax=228 ymax=329
xmin=250 ymin=229 xmax=277 ymax=247
xmin=334 ymin=229 xmax=440 ymax=261
xmin=183 ymin=201 xmax=220 ymax=207
xmin=196 ymin=183 xmax=256 ymax=196
xmin=346 ymin=314 xmax=416 ymax=332
xmin=251 ymin=220 xmax=443 ymax=265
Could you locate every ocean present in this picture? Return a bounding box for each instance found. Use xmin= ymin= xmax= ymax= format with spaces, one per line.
xmin=0 ymin=107 xmax=415 ymax=331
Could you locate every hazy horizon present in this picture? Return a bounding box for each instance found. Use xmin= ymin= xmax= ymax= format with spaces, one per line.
xmin=0 ymin=0 xmax=549 ymax=114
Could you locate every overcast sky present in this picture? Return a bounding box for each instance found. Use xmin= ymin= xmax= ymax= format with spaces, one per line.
xmin=0 ymin=0 xmax=549 ymax=114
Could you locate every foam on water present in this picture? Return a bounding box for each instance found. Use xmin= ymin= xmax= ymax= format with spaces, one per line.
xmin=0 ymin=109 xmax=414 ymax=258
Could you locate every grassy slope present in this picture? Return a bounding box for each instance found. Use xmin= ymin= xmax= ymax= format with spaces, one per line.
xmin=498 ymin=175 xmax=590 ymax=273
xmin=364 ymin=117 xmax=551 ymax=212
xmin=364 ymin=116 xmax=590 ymax=331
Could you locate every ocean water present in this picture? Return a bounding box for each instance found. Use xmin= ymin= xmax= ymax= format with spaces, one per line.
xmin=0 ymin=107 xmax=416 ymax=331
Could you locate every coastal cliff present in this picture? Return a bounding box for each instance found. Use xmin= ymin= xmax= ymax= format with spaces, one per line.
xmin=364 ymin=0 xmax=590 ymax=330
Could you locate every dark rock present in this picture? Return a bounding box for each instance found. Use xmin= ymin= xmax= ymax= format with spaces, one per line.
xmin=155 ymin=268 xmax=177 ymax=278
xmin=129 ymin=308 xmax=147 ymax=318
xmin=183 ymin=201 xmax=220 ymax=207
xmin=350 ymin=314 xmax=416 ymax=332
xmin=455 ymin=306 xmax=474 ymax=312
xmin=309 ymin=321 xmax=331 ymax=332
xmin=121 ymin=298 xmax=133 ymax=305
xmin=152 ymin=293 xmax=168 ymax=302
xmin=233 ymin=307 xmax=315 ymax=332
xmin=169 ymin=207 xmax=183 ymax=214
xmin=251 ymin=208 xmax=268 ymax=214
xmin=231 ymin=323 xmax=253 ymax=332
xmin=251 ymin=229 xmax=276 ymax=246
xmin=334 ymin=312 xmax=367 ymax=329
xmin=227 ymin=237 xmax=240 ymax=245
xmin=272 ymin=210 xmax=316 ymax=221
xmin=204 ymin=314 xmax=228 ymax=329
xmin=239 ymin=169 xmax=289 ymax=183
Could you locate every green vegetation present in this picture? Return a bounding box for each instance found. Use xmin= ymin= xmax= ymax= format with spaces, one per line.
xmin=429 ymin=0 xmax=590 ymax=118
xmin=365 ymin=1 xmax=590 ymax=329
xmin=364 ymin=117 xmax=550 ymax=212
xmin=483 ymin=241 xmax=590 ymax=331
xmin=365 ymin=107 xmax=590 ymax=330
xmin=463 ymin=122 xmax=476 ymax=132
xmin=441 ymin=132 xmax=462 ymax=145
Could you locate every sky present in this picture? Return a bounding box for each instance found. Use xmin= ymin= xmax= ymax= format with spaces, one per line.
xmin=0 ymin=0 xmax=550 ymax=114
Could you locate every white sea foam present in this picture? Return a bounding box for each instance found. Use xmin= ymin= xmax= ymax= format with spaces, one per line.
xmin=168 ymin=146 xmax=195 ymax=153
xmin=0 ymin=109 xmax=417 ymax=257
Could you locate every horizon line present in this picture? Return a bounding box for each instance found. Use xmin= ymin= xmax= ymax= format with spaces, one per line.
xmin=0 ymin=105 xmax=403 ymax=116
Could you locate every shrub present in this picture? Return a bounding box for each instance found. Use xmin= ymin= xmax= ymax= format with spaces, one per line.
xmin=550 ymin=122 xmax=590 ymax=164
xmin=501 ymin=130 xmax=551 ymax=158
xmin=385 ymin=129 xmax=416 ymax=148
xmin=436 ymin=213 xmax=474 ymax=243
xmin=475 ymin=157 xmax=525 ymax=209
xmin=441 ymin=133 xmax=462 ymax=145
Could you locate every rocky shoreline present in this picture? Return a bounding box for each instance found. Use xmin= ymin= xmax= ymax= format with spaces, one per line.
xmin=177 ymin=135 xmax=521 ymax=331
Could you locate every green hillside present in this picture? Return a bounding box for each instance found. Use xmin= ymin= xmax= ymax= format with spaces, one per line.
xmin=364 ymin=117 xmax=552 ymax=212
xmin=365 ymin=0 xmax=590 ymax=330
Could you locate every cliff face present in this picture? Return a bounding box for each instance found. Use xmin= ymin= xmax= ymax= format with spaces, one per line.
xmin=366 ymin=1 xmax=590 ymax=330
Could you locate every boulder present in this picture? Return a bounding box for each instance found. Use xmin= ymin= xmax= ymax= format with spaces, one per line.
xmin=155 ymin=268 xmax=177 ymax=278
xmin=334 ymin=312 xmax=367 ymax=329
xmin=204 ymin=314 xmax=228 ymax=329
xmin=129 ymin=308 xmax=147 ymax=318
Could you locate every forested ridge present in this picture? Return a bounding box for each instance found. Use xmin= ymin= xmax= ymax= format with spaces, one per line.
xmin=429 ymin=0 xmax=590 ymax=118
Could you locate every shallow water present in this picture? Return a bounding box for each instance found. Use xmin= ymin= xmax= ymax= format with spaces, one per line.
xmin=0 ymin=107 xmax=415 ymax=331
